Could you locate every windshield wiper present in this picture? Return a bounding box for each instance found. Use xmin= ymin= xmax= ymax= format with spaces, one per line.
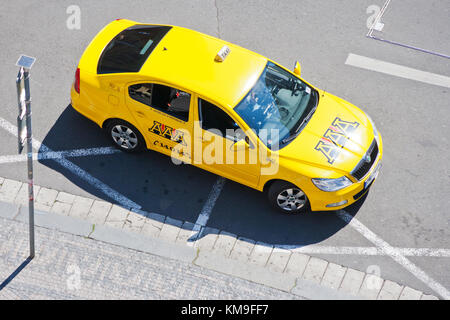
xmin=281 ymin=103 xmax=317 ymax=145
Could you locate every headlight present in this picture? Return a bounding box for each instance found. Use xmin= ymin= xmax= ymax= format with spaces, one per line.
xmin=312 ymin=176 xmax=352 ymax=192
xmin=366 ymin=113 xmax=379 ymax=144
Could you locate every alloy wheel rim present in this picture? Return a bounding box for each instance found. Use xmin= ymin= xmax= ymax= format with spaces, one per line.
xmin=111 ymin=125 xmax=138 ymax=149
xmin=276 ymin=188 xmax=306 ymax=212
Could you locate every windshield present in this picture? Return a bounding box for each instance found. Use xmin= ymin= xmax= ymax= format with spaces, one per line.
xmin=234 ymin=62 xmax=318 ymax=150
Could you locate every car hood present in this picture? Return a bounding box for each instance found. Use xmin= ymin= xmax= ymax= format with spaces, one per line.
xmin=278 ymin=91 xmax=374 ymax=175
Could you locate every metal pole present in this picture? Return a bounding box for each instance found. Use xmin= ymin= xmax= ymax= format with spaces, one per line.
xmin=23 ymin=68 xmax=35 ymax=259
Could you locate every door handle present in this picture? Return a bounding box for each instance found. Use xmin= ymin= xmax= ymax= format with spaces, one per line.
xmin=109 ymin=83 xmax=120 ymax=92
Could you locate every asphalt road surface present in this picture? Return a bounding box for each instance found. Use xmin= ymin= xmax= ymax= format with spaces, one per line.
xmin=0 ymin=0 xmax=449 ymax=297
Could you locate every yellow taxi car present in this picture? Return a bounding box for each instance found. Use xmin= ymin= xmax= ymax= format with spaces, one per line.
xmin=71 ymin=19 xmax=383 ymax=214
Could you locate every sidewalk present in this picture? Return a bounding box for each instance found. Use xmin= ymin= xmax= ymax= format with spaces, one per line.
xmin=0 ymin=215 xmax=302 ymax=299
xmin=0 ymin=177 xmax=439 ymax=299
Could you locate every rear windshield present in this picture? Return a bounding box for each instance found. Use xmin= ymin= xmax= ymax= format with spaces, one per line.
xmin=97 ymin=25 xmax=171 ymax=74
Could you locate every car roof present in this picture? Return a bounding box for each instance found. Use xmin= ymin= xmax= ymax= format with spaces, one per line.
xmin=139 ymin=25 xmax=268 ymax=108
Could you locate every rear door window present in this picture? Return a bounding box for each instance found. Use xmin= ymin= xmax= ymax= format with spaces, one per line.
xmin=128 ymin=83 xmax=191 ymax=122
xmin=98 ymin=25 xmax=171 ymax=74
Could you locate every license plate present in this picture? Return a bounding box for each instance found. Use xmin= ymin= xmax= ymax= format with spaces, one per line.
xmin=365 ymin=162 xmax=381 ymax=189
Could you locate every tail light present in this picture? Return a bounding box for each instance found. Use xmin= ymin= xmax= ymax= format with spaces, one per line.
xmin=74 ymin=68 xmax=80 ymax=94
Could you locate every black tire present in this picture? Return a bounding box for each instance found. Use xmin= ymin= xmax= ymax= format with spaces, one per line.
xmin=104 ymin=119 xmax=146 ymax=153
xmin=267 ymin=181 xmax=309 ymax=214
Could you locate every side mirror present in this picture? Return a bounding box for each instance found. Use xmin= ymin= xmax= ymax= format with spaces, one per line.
xmin=230 ymin=136 xmax=252 ymax=151
xmin=293 ymin=61 xmax=301 ymax=76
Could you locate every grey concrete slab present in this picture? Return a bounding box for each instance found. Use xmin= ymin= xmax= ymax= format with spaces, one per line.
xmin=15 ymin=205 xmax=92 ymax=237
xmin=195 ymin=250 xmax=299 ymax=294
xmin=90 ymin=223 xmax=197 ymax=263
xmin=302 ymin=257 xmax=328 ymax=284
xmin=291 ymin=277 xmax=363 ymax=300
xmin=321 ymin=263 xmax=347 ymax=290
xmin=377 ymin=280 xmax=403 ymax=300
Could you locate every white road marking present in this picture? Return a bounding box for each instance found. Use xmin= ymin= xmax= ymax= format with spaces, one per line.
xmin=2 ymin=117 xmax=449 ymax=297
xmin=365 ymin=0 xmax=450 ymax=60
xmin=188 ymin=177 xmax=226 ymax=245
xmin=276 ymin=245 xmax=450 ymax=257
xmin=337 ymin=210 xmax=450 ymax=300
xmin=367 ymin=0 xmax=390 ymax=37
xmin=0 ymin=117 xmax=141 ymax=210
xmin=0 ymin=147 xmax=120 ymax=164
xmin=345 ymin=53 xmax=450 ymax=88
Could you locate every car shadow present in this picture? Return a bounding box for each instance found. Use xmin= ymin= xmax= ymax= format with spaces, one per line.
xmin=39 ymin=105 xmax=367 ymax=248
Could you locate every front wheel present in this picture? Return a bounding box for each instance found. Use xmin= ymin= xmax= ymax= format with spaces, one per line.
xmin=105 ymin=119 xmax=145 ymax=153
xmin=267 ymin=181 xmax=309 ymax=214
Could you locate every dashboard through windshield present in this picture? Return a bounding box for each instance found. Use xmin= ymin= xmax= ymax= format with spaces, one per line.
xmin=234 ymin=61 xmax=318 ymax=150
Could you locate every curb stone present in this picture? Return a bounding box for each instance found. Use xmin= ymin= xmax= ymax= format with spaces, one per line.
xmin=0 ymin=177 xmax=441 ymax=300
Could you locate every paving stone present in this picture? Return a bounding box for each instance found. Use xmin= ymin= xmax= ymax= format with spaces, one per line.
xmin=159 ymin=217 xmax=183 ymax=242
xmin=35 ymin=202 xmax=52 ymax=212
xmin=141 ymin=212 xmax=166 ymax=237
xmin=14 ymin=183 xmax=40 ymax=205
xmin=85 ymin=200 xmax=112 ymax=224
xmin=285 ymin=252 xmax=310 ymax=277
xmin=249 ymin=242 xmax=273 ymax=266
xmin=0 ymin=179 xmax=23 ymax=202
xmin=399 ymin=286 xmax=423 ymax=300
xmin=195 ymin=227 xmax=219 ymax=250
xmin=359 ymin=274 xmax=384 ymax=299
xmin=377 ymin=280 xmax=403 ymax=300
xmin=421 ymin=293 xmax=439 ymax=300
xmin=339 ymin=269 xmax=365 ymax=296
xmin=321 ymin=263 xmax=346 ymax=290
xmin=68 ymin=196 xmax=94 ymax=219
xmin=51 ymin=201 xmax=72 ymax=216
xmin=123 ymin=210 xmax=147 ymax=233
xmin=211 ymin=231 xmax=237 ymax=257
xmin=230 ymin=237 xmax=255 ymax=262
xmin=35 ymin=187 xmax=58 ymax=207
xmin=266 ymin=248 xmax=291 ymax=273
xmin=104 ymin=204 xmax=129 ymax=228
xmin=55 ymin=192 xmax=76 ymax=204
xmin=302 ymin=257 xmax=328 ymax=284
xmin=176 ymin=221 xmax=196 ymax=245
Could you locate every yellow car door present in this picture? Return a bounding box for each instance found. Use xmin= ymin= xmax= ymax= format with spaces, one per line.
xmin=124 ymin=81 xmax=193 ymax=163
xmin=193 ymin=97 xmax=260 ymax=188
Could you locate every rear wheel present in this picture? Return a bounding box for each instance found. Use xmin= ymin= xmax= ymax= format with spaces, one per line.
xmin=105 ymin=119 xmax=145 ymax=153
xmin=267 ymin=181 xmax=309 ymax=214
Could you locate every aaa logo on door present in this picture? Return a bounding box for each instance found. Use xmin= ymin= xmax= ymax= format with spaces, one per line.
xmin=149 ymin=121 xmax=187 ymax=146
xmin=314 ymin=117 xmax=359 ymax=164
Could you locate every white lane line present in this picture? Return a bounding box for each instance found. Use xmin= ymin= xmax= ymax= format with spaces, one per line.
xmin=345 ymin=53 xmax=450 ymax=88
xmin=337 ymin=210 xmax=450 ymax=300
xmin=0 ymin=147 xmax=120 ymax=164
xmin=0 ymin=117 xmax=141 ymax=210
xmin=188 ymin=177 xmax=226 ymax=245
xmin=276 ymin=245 xmax=450 ymax=257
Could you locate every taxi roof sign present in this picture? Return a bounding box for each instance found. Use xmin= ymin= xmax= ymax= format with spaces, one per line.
xmin=215 ymin=45 xmax=230 ymax=62
xmin=16 ymin=55 xmax=36 ymax=69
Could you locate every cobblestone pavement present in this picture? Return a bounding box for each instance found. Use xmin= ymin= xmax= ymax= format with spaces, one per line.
xmin=0 ymin=217 xmax=302 ymax=299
